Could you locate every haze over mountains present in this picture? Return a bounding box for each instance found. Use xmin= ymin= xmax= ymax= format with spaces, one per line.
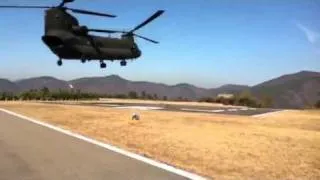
xmin=0 ymin=71 xmax=319 ymax=109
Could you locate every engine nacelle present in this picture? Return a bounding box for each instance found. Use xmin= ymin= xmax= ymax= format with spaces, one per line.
xmin=72 ymin=25 xmax=88 ymax=36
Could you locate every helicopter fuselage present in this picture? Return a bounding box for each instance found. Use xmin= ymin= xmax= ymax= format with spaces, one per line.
xmin=42 ymin=8 xmax=141 ymax=61
xmin=0 ymin=0 xmax=164 ymax=68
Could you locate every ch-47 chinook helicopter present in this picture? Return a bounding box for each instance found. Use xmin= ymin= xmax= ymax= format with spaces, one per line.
xmin=0 ymin=0 xmax=165 ymax=69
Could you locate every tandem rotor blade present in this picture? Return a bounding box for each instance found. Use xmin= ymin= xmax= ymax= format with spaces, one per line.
xmin=129 ymin=10 xmax=164 ymax=33
xmin=0 ymin=6 xmax=116 ymax=18
xmin=67 ymin=8 xmax=116 ymax=18
xmin=0 ymin=5 xmax=51 ymax=9
xmin=133 ymin=33 xmax=159 ymax=44
xmin=87 ymin=10 xmax=164 ymax=44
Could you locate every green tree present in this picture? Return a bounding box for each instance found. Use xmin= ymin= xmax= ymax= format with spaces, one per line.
xmin=128 ymin=91 xmax=138 ymax=99
xmin=235 ymin=90 xmax=260 ymax=107
xmin=0 ymin=92 xmax=6 ymax=100
xmin=199 ymin=97 xmax=215 ymax=103
xmin=175 ymin=96 xmax=183 ymax=101
xmin=146 ymin=94 xmax=153 ymax=100
xmin=19 ymin=91 xmax=30 ymax=100
xmin=163 ymin=96 xmax=168 ymax=101
xmin=141 ymin=91 xmax=146 ymax=99
xmin=153 ymin=93 xmax=158 ymax=100
xmin=40 ymin=87 xmax=50 ymax=100
xmin=315 ymin=100 xmax=320 ymax=109
xmin=114 ymin=94 xmax=128 ymax=99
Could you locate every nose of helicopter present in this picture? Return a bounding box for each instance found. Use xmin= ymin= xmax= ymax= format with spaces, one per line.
xmin=137 ymin=49 xmax=142 ymax=57
xmin=131 ymin=46 xmax=142 ymax=58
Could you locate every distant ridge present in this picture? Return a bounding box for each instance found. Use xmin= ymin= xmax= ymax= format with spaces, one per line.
xmin=0 ymin=79 xmax=20 ymax=93
xmin=250 ymin=71 xmax=320 ymax=108
xmin=15 ymin=76 xmax=70 ymax=91
xmin=0 ymin=70 xmax=319 ymax=109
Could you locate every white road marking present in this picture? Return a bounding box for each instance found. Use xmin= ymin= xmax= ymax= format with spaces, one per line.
xmin=212 ymin=110 xmax=225 ymax=113
xmin=114 ymin=106 xmax=164 ymax=110
xmin=99 ymin=104 xmax=120 ymax=107
xmin=181 ymin=108 xmax=225 ymax=113
xmin=252 ymin=110 xmax=288 ymax=118
xmin=227 ymin=109 xmax=238 ymax=112
xmin=240 ymin=108 xmax=249 ymax=111
xmin=0 ymin=109 xmax=206 ymax=180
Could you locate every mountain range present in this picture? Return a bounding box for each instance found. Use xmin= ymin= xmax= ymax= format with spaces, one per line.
xmin=0 ymin=70 xmax=319 ymax=109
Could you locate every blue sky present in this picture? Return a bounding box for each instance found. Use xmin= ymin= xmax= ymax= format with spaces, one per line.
xmin=0 ymin=0 xmax=319 ymax=88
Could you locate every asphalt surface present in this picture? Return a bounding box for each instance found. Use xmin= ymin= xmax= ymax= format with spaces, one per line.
xmin=0 ymin=111 xmax=189 ymax=180
xmin=46 ymin=101 xmax=279 ymax=116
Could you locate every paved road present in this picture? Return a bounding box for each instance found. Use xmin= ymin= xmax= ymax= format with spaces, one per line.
xmin=45 ymin=102 xmax=279 ymax=116
xmin=0 ymin=111 xmax=189 ymax=180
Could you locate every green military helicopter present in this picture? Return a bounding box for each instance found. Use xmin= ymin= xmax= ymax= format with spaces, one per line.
xmin=0 ymin=0 xmax=164 ymax=68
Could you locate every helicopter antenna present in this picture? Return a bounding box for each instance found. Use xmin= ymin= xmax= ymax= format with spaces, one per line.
xmin=0 ymin=0 xmax=116 ymax=18
xmin=87 ymin=10 xmax=165 ymax=44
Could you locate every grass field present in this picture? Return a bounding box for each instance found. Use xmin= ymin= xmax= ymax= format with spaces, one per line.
xmin=0 ymin=101 xmax=319 ymax=180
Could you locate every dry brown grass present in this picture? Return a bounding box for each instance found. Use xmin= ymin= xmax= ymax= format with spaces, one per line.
xmin=0 ymin=101 xmax=319 ymax=180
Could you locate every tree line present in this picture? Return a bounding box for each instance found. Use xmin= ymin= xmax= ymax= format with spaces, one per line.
xmin=0 ymin=88 xmax=266 ymax=108
xmin=198 ymin=91 xmax=273 ymax=108
xmin=1 ymin=87 xmax=319 ymax=109
xmin=199 ymin=91 xmax=320 ymax=109
xmin=315 ymin=100 xmax=320 ymax=108
xmin=0 ymin=88 xmax=100 ymax=101
xmin=0 ymin=88 xmax=170 ymax=101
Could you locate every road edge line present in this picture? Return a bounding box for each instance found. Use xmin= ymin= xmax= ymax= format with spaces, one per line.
xmin=251 ymin=110 xmax=289 ymax=118
xmin=0 ymin=108 xmax=207 ymax=180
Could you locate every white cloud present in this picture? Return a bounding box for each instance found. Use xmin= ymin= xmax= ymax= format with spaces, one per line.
xmin=296 ymin=22 xmax=320 ymax=44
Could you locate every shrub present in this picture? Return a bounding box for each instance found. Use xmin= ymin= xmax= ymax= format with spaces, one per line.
xmin=315 ymin=100 xmax=320 ymax=109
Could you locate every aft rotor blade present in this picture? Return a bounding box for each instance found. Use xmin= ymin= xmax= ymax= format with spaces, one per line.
xmin=0 ymin=5 xmax=51 ymax=9
xmin=134 ymin=34 xmax=159 ymax=44
xmin=129 ymin=10 xmax=164 ymax=33
xmin=67 ymin=8 xmax=116 ymax=18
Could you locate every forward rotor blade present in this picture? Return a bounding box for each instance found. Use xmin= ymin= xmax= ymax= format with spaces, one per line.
xmin=133 ymin=34 xmax=159 ymax=44
xmin=67 ymin=8 xmax=116 ymax=18
xmin=0 ymin=5 xmax=51 ymax=9
xmin=129 ymin=10 xmax=164 ymax=33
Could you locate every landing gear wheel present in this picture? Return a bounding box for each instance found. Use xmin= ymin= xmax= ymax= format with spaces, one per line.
xmin=57 ymin=59 xmax=62 ymax=66
xmin=81 ymin=55 xmax=86 ymax=63
xmin=100 ymin=62 xmax=106 ymax=69
xmin=120 ymin=60 xmax=127 ymax=66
